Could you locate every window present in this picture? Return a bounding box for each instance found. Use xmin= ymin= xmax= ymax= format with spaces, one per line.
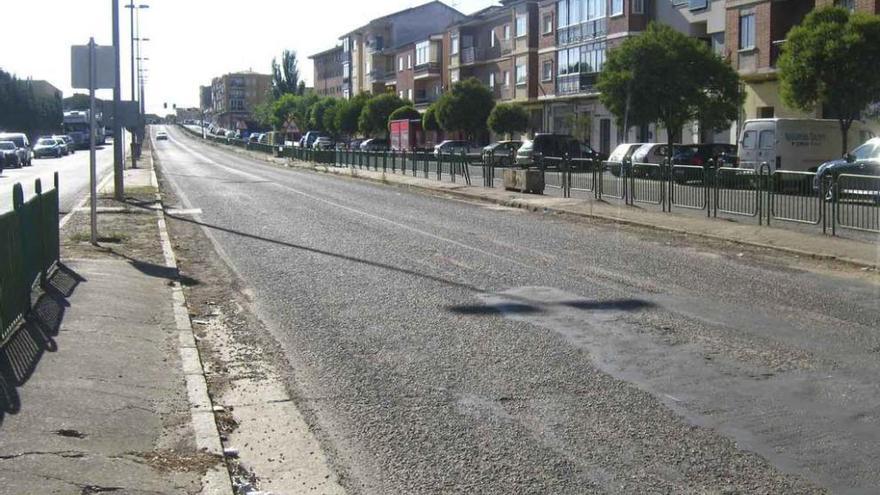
xmin=490 ymin=29 xmax=496 ymax=47
xmin=558 ymin=49 xmax=568 ymax=75
xmin=399 ymin=90 xmax=404 ymax=99
xmin=741 ymin=130 xmax=756 ymax=150
xmin=558 ymin=0 xmax=568 ymax=27
xmin=611 ymin=0 xmax=623 ymax=15
xmin=757 ymin=106 xmax=774 ymax=118
xmin=504 ymin=70 xmax=510 ymax=86
xmin=416 ymin=41 xmax=430 ymax=66
xmin=570 ymin=0 xmax=581 ymax=23
xmin=408 ymin=88 xmax=413 ymax=101
xmin=489 ymin=72 xmax=496 ymax=88
xmin=542 ymin=60 xmax=553 ymax=81
xmin=504 ymin=24 xmax=511 ymax=40
xmin=399 ymin=57 xmax=404 ymax=72
xmin=451 ymin=69 xmax=460 ymax=83
xmin=835 ymin=0 xmax=855 ymax=11
xmin=407 ymin=55 xmax=412 ymax=69
xmin=739 ymin=13 xmax=755 ymax=49
xmin=632 ymin=0 xmax=644 ymax=14
xmin=516 ymin=15 xmax=527 ymax=37
xmin=451 ymin=35 xmax=460 ymax=55
xmin=516 ymin=60 xmax=527 ymax=85
xmin=544 ymin=14 xmax=553 ymax=34
xmin=759 ymin=130 xmax=775 ymax=150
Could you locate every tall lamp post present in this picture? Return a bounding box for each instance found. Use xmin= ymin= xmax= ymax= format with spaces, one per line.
xmin=125 ymin=2 xmax=149 ymax=165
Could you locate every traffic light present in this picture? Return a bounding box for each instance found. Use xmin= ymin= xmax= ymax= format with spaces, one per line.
xmin=163 ymin=102 xmax=167 ymax=109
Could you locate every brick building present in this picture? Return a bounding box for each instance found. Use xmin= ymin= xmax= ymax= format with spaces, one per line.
xmin=210 ymin=71 xmax=271 ymax=130
xmin=310 ymin=46 xmax=346 ymax=98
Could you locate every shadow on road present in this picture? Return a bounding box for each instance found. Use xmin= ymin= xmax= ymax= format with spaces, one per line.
xmin=447 ymin=298 xmax=655 ymax=317
xmin=0 ymin=265 xmax=84 ymax=427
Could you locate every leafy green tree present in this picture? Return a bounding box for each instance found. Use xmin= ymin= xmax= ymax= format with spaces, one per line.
xmin=323 ymin=101 xmax=340 ymax=136
xmin=778 ymin=7 xmax=880 ymax=154
xmin=487 ymin=103 xmax=529 ymax=139
xmin=335 ymin=93 xmax=370 ymax=136
xmin=358 ymin=93 xmax=408 ymax=137
xmin=597 ymin=22 xmax=741 ymax=154
xmin=267 ymin=92 xmax=318 ymax=132
xmin=388 ymin=106 xmax=421 ymax=123
xmin=271 ymin=50 xmax=303 ymax=98
xmin=0 ymin=69 xmax=63 ymax=137
xmin=423 ymin=104 xmax=441 ymax=132
xmin=435 ymin=78 xmax=495 ymax=140
xmin=308 ymin=97 xmax=339 ymax=133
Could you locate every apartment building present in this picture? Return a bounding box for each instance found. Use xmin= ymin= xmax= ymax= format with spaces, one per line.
xmin=329 ymin=1 xmax=467 ymax=99
xmin=199 ymin=85 xmax=212 ymax=113
xmin=210 ymin=71 xmax=272 ymax=130
xmin=310 ymin=46 xmax=346 ymax=98
xmin=311 ymin=0 xmax=877 ymax=148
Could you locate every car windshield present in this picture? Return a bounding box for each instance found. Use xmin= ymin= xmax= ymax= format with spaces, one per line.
xmin=851 ymin=141 xmax=880 ymax=160
xmin=37 ymin=139 xmax=56 ymax=146
xmin=0 ymin=141 xmax=14 ymax=150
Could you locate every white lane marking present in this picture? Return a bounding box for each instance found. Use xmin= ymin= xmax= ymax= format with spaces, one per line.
xmin=169 ymin=135 xmax=533 ymax=270
xmin=165 ymin=208 xmax=203 ymax=216
xmin=59 ymin=170 xmax=115 ymax=229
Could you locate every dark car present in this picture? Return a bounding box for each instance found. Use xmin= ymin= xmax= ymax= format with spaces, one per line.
xmin=0 ymin=140 xmax=19 ymax=169
xmin=360 ymin=138 xmax=390 ymax=151
xmin=671 ymin=143 xmax=738 ymax=167
xmin=0 ymin=132 xmax=32 ymax=167
xmin=482 ymin=141 xmax=522 ymax=166
xmin=515 ymin=134 xmax=594 ymax=167
xmin=815 ymin=138 xmax=880 ymax=201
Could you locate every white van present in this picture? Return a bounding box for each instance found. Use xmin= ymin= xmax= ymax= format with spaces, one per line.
xmin=737 ymin=119 xmax=875 ymax=173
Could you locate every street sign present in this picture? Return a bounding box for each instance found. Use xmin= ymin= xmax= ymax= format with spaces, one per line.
xmin=71 ymin=44 xmax=116 ymax=89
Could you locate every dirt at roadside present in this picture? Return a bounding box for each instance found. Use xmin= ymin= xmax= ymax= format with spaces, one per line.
xmin=153 ymin=154 xmax=346 ymax=494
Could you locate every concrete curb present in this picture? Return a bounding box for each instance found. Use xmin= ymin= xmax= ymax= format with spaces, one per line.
xmin=147 ymin=143 xmax=234 ymax=495
xmin=180 ymin=128 xmax=878 ymax=270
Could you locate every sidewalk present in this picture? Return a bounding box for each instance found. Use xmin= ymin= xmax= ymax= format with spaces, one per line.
xmin=0 ymin=148 xmax=230 ymax=493
xmin=207 ymin=141 xmax=878 ymax=269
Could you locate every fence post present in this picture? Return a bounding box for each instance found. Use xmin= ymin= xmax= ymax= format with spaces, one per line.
xmin=437 ymin=151 xmax=443 ymax=181
xmin=760 ymin=161 xmax=770 ymax=226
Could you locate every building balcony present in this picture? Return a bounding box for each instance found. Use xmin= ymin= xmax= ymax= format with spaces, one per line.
xmin=414 ymin=92 xmax=440 ymax=107
xmin=556 ymin=72 xmax=599 ymax=96
xmin=413 ymin=62 xmax=442 ymax=79
xmin=557 ymin=19 xmax=607 ymax=46
xmin=460 ymin=42 xmax=513 ymax=66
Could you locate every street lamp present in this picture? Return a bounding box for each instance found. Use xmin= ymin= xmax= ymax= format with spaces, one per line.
xmin=126 ymin=2 xmax=149 ymax=165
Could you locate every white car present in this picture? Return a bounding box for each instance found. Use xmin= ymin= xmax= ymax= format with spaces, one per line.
xmin=155 ymin=130 xmax=168 ymax=141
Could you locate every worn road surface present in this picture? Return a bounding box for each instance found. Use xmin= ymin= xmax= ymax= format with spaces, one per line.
xmin=155 ymin=126 xmax=880 ymax=494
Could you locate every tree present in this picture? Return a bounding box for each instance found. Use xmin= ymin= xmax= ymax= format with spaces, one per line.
xmin=388 ymin=105 xmax=421 ymax=123
xmin=271 ymin=50 xmax=303 ymax=99
xmin=423 ymin=104 xmax=441 ymax=132
xmin=308 ymin=97 xmax=339 ymax=133
xmin=487 ymin=103 xmax=529 ymax=139
xmin=358 ymin=93 xmax=408 ymax=137
xmin=566 ymin=113 xmax=593 ymax=144
xmin=597 ymin=22 xmax=742 ymax=155
xmin=778 ymin=7 xmax=880 ymax=154
xmin=435 ymin=78 xmax=496 ymax=140
xmin=335 ymin=93 xmax=369 ymax=136
xmin=267 ymin=92 xmax=318 ymax=131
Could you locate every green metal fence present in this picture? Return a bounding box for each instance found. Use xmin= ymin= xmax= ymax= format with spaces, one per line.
xmin=0 ymin=173 xmax=61 ymax=344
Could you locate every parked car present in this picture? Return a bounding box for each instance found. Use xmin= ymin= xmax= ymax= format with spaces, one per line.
xmin=34 ymin=138 xmax=65 ymax=158
xmin=815 ymin=137 xmax=880 ymax=201
xmin=671 ymin=144 xmax=738 ymax=167
xmin=631 ymin=143 xmax=674 ymax=165
xmin=515 ymin=134 xmax=592 ymax=168
xmin=156 ymin=130 xmax=169 ymax=141
xmin=224 ymin=130 xmax=238 ymax=139
xmin=0 ymin=141 xmax=20 ymax=168
xmin=54 ymin=135 xmax=76 ymax=154
xmin=604 ymin=143 xmax=647 ymax=176
xmin=737 ymin=118 xmax=875 ymax=173
xmin=248 ymin=133 xmax=262 ymax=144
xmin=302 ymin=131 xmax=326 ymax=149
xmin=434 ymin=140 xmax=474 ymax=157
xmin=313 ymin=136 xmax=334 ymax=150
xmin=347 ymin=138 xmax=364 ymax=150
xmin=0 ymin=132 xmax=32 ymax=167
xmin=482 ymin=141 xmax=522 ymax=167
xmin=360 ymin=138 xmax=390 ymax=151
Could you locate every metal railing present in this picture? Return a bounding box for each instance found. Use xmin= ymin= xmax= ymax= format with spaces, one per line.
xmin=0 ymin=173 xmax=61 ymax=344
xmin=178 ymin=125 xmax=880 ymax=237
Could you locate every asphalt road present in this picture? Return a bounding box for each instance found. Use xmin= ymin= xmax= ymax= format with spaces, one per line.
xmin=156 ymin=125 xmax=880 ymax=494
xmin=0 ymin=141 xmax=115 ymax=214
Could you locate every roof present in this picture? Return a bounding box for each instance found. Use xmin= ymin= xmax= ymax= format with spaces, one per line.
xmin=340 ymin=0 xmax=465 ymax=38
xmin=450 ymin=4 xmax=508 ymax=29
xmin=308 ymin=45 xmax=344 ymax=60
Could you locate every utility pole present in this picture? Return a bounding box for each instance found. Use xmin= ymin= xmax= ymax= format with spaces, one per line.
xmin=129 ymin=0 xmax=138 ymax=168
xmin=112 ymin=0 xmax=124 ymax=200
xmin=89 ymin=38 xmax=99 ymax=245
